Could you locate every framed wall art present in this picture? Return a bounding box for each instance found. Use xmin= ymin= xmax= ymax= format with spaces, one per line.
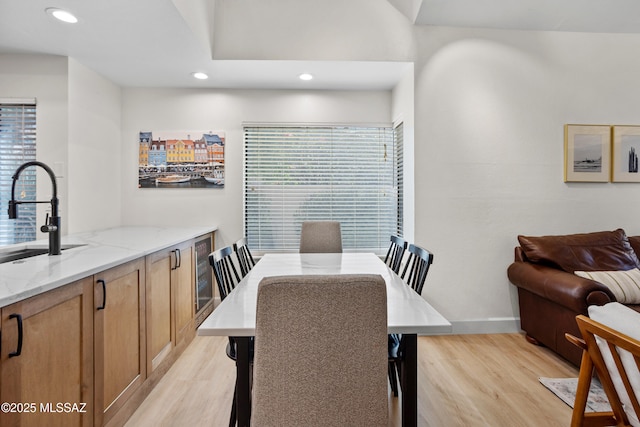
xmin=138 ymin=130 xmax=225 ymax=188
xmin=564 ymin=124 xmax=611 ymax=183
xmin=612 ymin=125 xmax=640 ymax=183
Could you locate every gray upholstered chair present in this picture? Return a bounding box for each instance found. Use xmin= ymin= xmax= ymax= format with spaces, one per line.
xmin=299 ymin=220 xmax=343 ymax=253
xmin=251 ymin=274 xmax=388 ymax=427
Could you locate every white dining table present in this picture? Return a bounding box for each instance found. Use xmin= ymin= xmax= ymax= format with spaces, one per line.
xmin=198 ymin=252 xmax=452 ymax=427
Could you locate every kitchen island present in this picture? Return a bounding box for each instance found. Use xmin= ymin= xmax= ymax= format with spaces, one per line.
xmin=0 ymin=225 xmax=217 ymax=307
xmin=0 ymin=225 xmax=217 ymax=427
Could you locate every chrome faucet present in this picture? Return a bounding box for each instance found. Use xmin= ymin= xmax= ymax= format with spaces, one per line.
xmin=7 ymin=161 xmax=61 ymax=255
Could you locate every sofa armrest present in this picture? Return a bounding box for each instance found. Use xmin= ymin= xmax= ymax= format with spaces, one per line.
xmin=507 ymin=261 xmax=615 ymax=313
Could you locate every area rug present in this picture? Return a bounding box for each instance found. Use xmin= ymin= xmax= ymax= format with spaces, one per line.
xmin=539 ymin=377 xmax=611 ymax=413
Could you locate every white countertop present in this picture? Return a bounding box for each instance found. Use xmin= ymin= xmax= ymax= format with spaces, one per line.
xmin=0 ymin=225 xmax=217 ymax=308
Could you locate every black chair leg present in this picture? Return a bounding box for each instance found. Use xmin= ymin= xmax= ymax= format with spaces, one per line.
xmin=388 ymin=361 xmax=399 ymax=397
xmin=394 ymin=358 xmax=402 ymax=394
xmin=229 ymin=386 xmax=237 ymax=427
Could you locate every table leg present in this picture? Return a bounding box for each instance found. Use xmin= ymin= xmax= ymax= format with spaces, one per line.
xmin=400 ymin=333 xmax=417 ymax=427
xmin=236 ymin=337 xmax=252 ymax=427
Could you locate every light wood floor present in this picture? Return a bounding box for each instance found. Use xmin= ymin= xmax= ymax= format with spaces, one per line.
xmin=125 ymin=333 xmax=579 ymax=427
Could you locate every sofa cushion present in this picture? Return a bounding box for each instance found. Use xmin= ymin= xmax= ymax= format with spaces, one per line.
xmin=518 ymin=229 xmax=640 ymax=273
xmin=629 ymin=236 xmax=640 ymax=259
xmin=575 ymin=268 xmax=640 ymax=303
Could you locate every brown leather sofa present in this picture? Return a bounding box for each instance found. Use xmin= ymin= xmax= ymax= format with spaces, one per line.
xmin=507 ymin=229 xmax=640 ymax=366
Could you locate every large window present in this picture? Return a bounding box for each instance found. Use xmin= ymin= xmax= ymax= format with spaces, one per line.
xmin=244 ymin=123 xmax=403 ymax=253
xmin=0 ymin=99 xmax=37 ymax=245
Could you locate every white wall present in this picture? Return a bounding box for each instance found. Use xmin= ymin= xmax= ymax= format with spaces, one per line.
xmin=9 ymin=23 xmax=640 ymax=335
xmin=67 ymin=58 xmax=123 ymax=233
xmin=412 ymin=27 xmax=640 ymax=332
xmin=391 ymin=67 xmax=415 ymax=241
xmin=121 ymin=88 xmax=393 ymax=249
xmin=0 ymin=55 xmax=123 ymax=237
xmin=0 ymin=54 xmax=69 ymax=239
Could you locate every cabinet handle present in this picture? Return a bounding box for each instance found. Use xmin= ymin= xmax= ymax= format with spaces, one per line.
xmin=9 ymin=313 xmax=23 ymax=358
xmin=171 ymin=249 xmax=182 ymax=270
xmin=97 ymin=279 xmax=107 ymax=310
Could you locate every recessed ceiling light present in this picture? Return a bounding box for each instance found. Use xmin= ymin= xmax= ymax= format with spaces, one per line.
xmin=298 ymin=73 xmax=314 ymax=81
xmin=45 ymin=8 xmax=78 ymax=24
xmin=192 ymin=72 xmax=209 ymax=80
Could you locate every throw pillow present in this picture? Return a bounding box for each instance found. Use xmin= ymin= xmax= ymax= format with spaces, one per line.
xmin=518 ymin=229 xmax=640 ymax=273
xmin=575 ymin=268 xmax=640 ymax=304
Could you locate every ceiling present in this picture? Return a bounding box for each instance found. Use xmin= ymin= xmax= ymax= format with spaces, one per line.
xmin=1 ymin=0 xmax=640 ymax=90
xmin=412 ymin=0 xmax=640 ymax=33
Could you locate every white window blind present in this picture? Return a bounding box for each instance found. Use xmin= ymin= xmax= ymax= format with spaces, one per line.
xmin=0 ymin=100 xmax=37 ymax=245
xmin=394 ymin=121 xmax=404 ymax=237
xmin=244 ymin=124 xmax=402 ymax=253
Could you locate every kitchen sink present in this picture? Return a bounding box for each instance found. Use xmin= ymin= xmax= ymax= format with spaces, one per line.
xmin=0 ymin=244 xmax=87 ymax=264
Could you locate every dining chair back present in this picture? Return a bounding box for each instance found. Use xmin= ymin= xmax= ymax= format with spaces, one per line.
xmin=209 ymin=245 xmax=241 ymax=300
xmin=233 ymin=237 xmax=255 ymax=278
xmin=208 ymin=246 xmax=245 ymax=426
xmin=299 ymin=220 xmax=343 ymax=253
xmin=383 ymin=235 xmax=408 ymax=395
xmin=384 ymin=235 xmax=407 ymax=274
xmin=388 ymin=243 xmax=434 ymax=397
xmin=252 ymin=274 xmax=388 ymax=427
xmin=401 ymin=243 xmax=434 ymax=295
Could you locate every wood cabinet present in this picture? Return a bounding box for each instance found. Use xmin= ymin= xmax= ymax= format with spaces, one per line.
xmin=173 ymin=241 xmax=195 ymax=348
xmin=93 ymin=258 xmax=146 ymax=427
xmin=145 ymin=239 xmax=194 ymax=375
xmin=0 ymin=277 xmax=94 ymax=427
xmin=0 ymin=230 xmax=213 ymax=427
xmin=145 ymin=249 xmax=173 ymax=373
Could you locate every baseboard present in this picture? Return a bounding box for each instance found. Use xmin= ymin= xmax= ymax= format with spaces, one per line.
xmin=420 ymin=317 xmax=522 ymax=335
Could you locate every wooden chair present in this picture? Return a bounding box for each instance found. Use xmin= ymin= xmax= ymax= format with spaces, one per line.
xmin=566 ymin=303 xmax=640 ymax=427
xmin=233 ymin=237 xmax=255 ymax=278
xmin=299 ymin=220 xmax=342 ymax=253
xmin=384 ymin=235 xmax=407 ymax=274
xmin=209 ymin=246 xmax=244 ymax=427
xmin=389 ymin=243 xmax=435 ymax=396
xmin=251 ymin=274 xmax=388 ymax=427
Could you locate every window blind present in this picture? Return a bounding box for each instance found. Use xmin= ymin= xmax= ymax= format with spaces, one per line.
xmin=0 ymin=100 xmax=37 ymax=245
xmin=244 ymin=124 xmax=401 ymax=253
xmin=394 ymin=122 xmax=404 ymax=237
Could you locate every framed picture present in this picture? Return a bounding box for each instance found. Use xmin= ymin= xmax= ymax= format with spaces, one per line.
xmin=138 ymin=130 xmax=225 ymax=188
xmin=612 ymin=126 xmax=640 ymax=182
xmin=564 ymin=124 xmax=611 ymax=182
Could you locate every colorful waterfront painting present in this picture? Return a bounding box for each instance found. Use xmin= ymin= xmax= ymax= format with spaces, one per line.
xmin=138 ymin=131 xmax=225 ymax=188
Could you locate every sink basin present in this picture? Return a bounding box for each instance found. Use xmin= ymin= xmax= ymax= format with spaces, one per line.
xmin=0 ymin=244 xmax=87 ymax=264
